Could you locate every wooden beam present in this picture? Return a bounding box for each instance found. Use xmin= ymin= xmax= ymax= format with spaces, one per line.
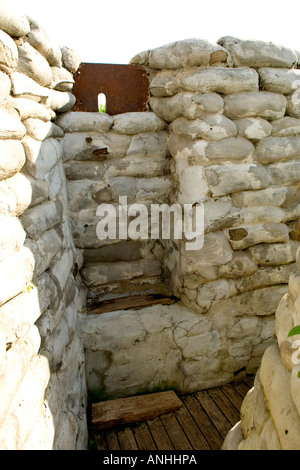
xmin=88 ymin=294 xmax=177 ymax=315
xmin=92 ymin=391 xmax=183 ymax=430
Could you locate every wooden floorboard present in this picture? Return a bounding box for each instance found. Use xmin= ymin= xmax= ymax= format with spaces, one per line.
xmin=160 ymin=412 xmax=194 ymax=450
xmin=132 ymin=421 xmax=158 ymax=451
xmin=92 ymin=377 xmax=254 ymax=451
xmin=117 ymin=426 xmax=139 ymax=450
xmin=147 ymin=417 xmax=174 ymax=450
xmin=181 ymin=393 xmax=223 ymax=450
xmin=104 ymin=430 xmax=120 ymax=450
xmin=175 ymin=403 xmax=211 ymax=450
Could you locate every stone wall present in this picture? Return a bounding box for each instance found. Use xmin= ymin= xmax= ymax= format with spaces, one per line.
xmin=0 ymin=1 xmax=87 ymax=449
xmin=79 ymin=37 xmax=300 ymax=400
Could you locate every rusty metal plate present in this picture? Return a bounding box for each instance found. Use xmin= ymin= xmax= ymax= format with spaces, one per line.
xmin=72 ymin=63 xmax=149 ymax=115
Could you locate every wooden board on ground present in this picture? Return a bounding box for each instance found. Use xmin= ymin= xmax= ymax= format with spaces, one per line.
xmin=93 ymin=378 xmax=255 ymax=450
xmin=92 ymin=391 xmax=183 ymax=430
xmin=88 ymin=294 xmax=177 ymax=314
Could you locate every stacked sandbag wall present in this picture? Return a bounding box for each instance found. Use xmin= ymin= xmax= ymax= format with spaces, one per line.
xmin=58 ymin=110 xmax=172 ymax=307
xmin=2 ymin=0 xmax=300 ymax=447
xmin=131 ymin=36 xmax=300 ymax=376
xmin=79 ymin=37 xmax=300 ymax=401
xmin=0 ymin=1 xmax=87 ymax=450
xmin=222 ymin=247 xmax=300 ymax=450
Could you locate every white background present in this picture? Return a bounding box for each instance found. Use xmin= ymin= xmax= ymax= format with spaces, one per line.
xmin=13 ymin=0 xmax=300 ymax=65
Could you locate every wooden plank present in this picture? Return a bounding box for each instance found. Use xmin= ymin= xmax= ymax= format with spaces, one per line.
xmin=181 ymin=394 xmax=223 ymax=450
xmin=232 ymin=379 xmax=252 ymax=397
xmin=195 ymin=390 xmax=232 ymax=438
xmin=105 ymin=430 xmax=120 ymax=450
xmin=92 ymin=391 xmax=183 ymax=430
xmin=175 ymin=403 xmax=211 ymax=450
xmin=89 ymin=294 xmax=177 ymax=315
xmin=244 ymin=375 xmax=255 ymax=388
xmin=207 ymin=388 xmax=241 ymax=427
xmin=160 ymin=413 xmax=193 ymax=450
xmin=221 ymin=383 xmax=245 ymax=411
xmin=132 ymin=421 xmax=157 ymax=450
xmin=117 ymin=427 xmax=138 ymax=450
xmin=94 ymin=432 xmax=107 ymax=450
xmin=147 ymin=417 xmax=174 ymax=450
xmin=93 ymin=381 xmax=257 ymax=450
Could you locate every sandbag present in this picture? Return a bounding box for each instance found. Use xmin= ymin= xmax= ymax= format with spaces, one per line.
xmin=16 ymin=39 xmax=52 ymax=87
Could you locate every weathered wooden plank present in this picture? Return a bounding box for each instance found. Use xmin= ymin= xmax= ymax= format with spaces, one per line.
xmin=207 ymin=388 xmax=241 ymax=427
xmin=195 ymin=390 xmax=232 ymax=438
xmin=175 ymin=403 xmax=211 ymax=450
xmin=221 ymin=383 xmax=245 ymax=411
xmin=181 ymin=394 xmax=223 ymax=450
xmin=244 ymin=375 xmax=255 ymax=389
xmin=92 ymin=391 xmax=183 ymax=430
xmin=132 ymin=421 xmax=157 ymax=450
xmin=232 ymin=379 xmax=252 ymax=397
xmin=89 ymin=294 xmax=177 ymax=315
xmin=117 ymin=427 xmax=138 ymax=450
xmin=93 ymin=381 xmax=255 ymax=450
xmin=147 ymin=417 xmax=174 ymax=450
xmin=105 ymin=430 xmax=120 ymax=450
xmin=94 ymin=432 xmax=107 ymax=450
xmin=160 ymin=413 xmax=193 ymax=450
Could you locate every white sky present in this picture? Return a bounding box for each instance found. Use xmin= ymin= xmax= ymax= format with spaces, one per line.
xmin=13 ymin=0 xmax=300 ymax=65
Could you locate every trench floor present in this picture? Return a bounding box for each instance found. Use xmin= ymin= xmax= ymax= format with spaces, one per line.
xmin=91 ymin=376 xmax=254 ymax=451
